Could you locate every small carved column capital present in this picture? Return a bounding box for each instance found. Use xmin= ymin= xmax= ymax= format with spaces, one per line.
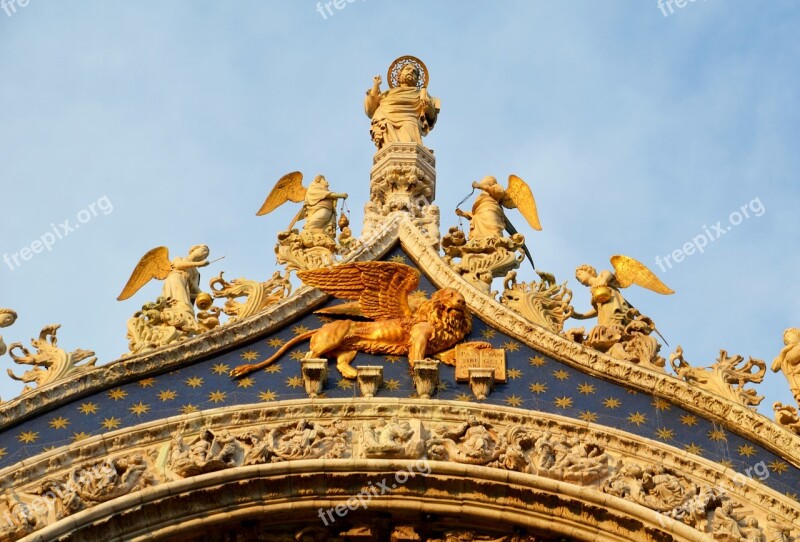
xmin=356 ymin=365 xmax=384 ymax=398
xmin=468 ymin=367 xmax=495 ymax=400
xmin=301 ymin=358 xmax=328 ymax=398
xmin=412 ymin=359 xmax=439 ymax=399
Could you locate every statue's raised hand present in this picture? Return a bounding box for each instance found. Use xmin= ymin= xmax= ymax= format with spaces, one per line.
xmin=420 ymin=87 xmax=431 ymax=108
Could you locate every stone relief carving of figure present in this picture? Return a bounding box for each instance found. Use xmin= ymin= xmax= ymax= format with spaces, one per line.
xmin=428 ymin=417 xmax=504 ymax=465
xmin=270 ymin=420 xmax=348 ymax=462
xmin=70 ymin=456 xmax=154 ymax=505
xmin=257 ymin=172 xmax=349 ymax=272
xmin=239 ymin=427 xmax=276 ymax=466
xmin=772 ymin=328 xmax=800 ymax=405
xmin=235 ymin=420 xmax=349 ymax=465
xmin=602 ymin=463 xmax=696 ymax=514
xmin=568 ymin=255 xmax=673 ymax=370
xmin=668 ymin=485 xmax=721 ymax=531
xmin=118 ymin=245 xmax=220 ymax=354
xmin=765 ymin=514 xmax=794 ymax=542
xmin=742 ymin=518 xmax=765 ymax=542
xmin=362 ymin=418 xmax=421 ymax=458
xmin=533 ymin=431 xmax=557 ymax=471
xmin=639 ymin=464 xmax=688 ymax=511
xmin=168 ymin=428 xmax=242 ymax=477
xmin=364 ymin=56 xmax=440 ymax=150
xmin=522 ymin=431 xmax=611 ymax=484
xmin=0 ymin=484 xmax=80 ymax=537
xmin=712 ymin=502 xmax=755 ymax=542
xmin=551 ymin=439 xmax=611 ymax=482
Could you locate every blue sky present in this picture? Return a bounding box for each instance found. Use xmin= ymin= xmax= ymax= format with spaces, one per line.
xmin=0 ymin=1 xmax=798 ymax=416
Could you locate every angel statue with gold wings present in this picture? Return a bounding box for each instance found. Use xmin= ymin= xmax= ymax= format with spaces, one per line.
xmin=257 ymin=172 xmax=349 ymax=272
xmin=442 ymin=175 xmax=541 ymax=294
xmin=456 ymin=175 xmax=542 ymax=242
xmin=569 ymin=255 xmax=674 ymax=370
xmin=230 ymin=261 xmax=473 ymax=380
xmin=117 ymin=245 xmax=219 ymax=354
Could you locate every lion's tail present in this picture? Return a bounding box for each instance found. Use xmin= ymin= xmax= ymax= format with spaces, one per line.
xmin=230 ymin=330 xmax=316 ymax=378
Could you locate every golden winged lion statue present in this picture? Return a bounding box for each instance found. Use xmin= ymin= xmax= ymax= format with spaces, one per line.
xmin=230 ymin=261 xmax=473 ymax=379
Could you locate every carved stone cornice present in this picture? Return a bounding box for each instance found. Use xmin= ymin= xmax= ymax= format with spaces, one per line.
xmin=396 ymin=220 xmax=800 ymax=469
xmin=2 ymin=399 xmax=797 ymax=542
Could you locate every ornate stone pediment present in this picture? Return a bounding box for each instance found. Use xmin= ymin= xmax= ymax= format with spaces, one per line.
xmin=1 ymin=56 xmax=799 ymax=542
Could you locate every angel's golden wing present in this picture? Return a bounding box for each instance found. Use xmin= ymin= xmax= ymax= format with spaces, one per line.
xmin=505 ymin=174 xmax=542 ymax=231
xmin=610 ymin=254 xmax=674 ymax=295
xmin=117 ymin=247 xmax=172 ymax=301
xmin=297 ymin=262 xmax=420 ymax=321
xmin=256 ymin=171 xmax=306 ymax=216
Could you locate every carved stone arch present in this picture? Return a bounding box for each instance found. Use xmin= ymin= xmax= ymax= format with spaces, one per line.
xmin=7 ymin=399 xmax=797 ymax=542
xmin=23 ymin=461 xmax=709 ymax=542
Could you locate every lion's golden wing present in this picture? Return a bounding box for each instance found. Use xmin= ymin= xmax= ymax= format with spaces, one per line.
xmin=298 ymin=262 xmax=420 ymax=320
xmin=256 ymin=171 xmax=306 ymax=216
xmin=117 ymin=246 xmax=172 ymax=301
xmin=610 ymin=254 xmax=674 ymax=295
xmin=505 ymin=174 xmax=542 ymax=231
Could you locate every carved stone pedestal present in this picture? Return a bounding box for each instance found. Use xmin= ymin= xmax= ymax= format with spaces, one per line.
xmin=363 ymin=143 xmax=439 ymax=246
xmin=468 ymin=367 xmax=495 ymax=400
xmin=412 ymin=359 xmax=439 ymax=399
xmin=356 ymin=366 xmax=384 ymax=398
xmin=301 ymin=358 xmax=328 ymax=398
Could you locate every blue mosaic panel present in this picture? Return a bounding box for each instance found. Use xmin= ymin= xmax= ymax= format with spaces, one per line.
xmin=0 ymin=246 xmax=797 ymax=500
